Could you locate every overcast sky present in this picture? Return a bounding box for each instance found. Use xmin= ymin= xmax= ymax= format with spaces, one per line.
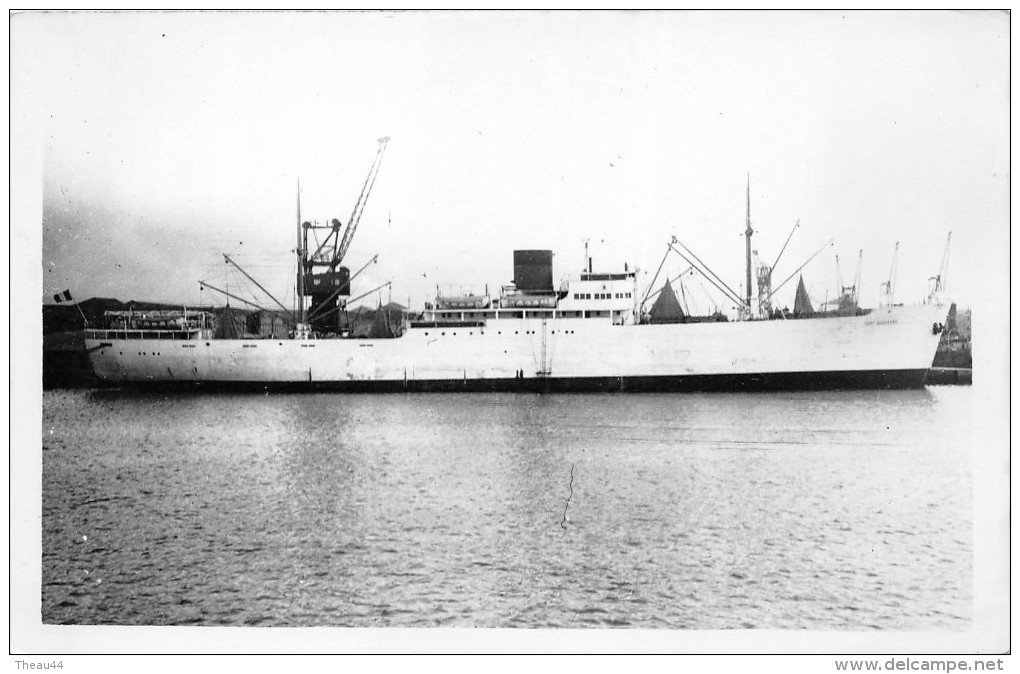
xmin=14 ymin=10 xmax=1008 ymax=313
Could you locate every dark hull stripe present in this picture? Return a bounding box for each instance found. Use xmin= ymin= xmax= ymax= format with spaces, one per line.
xmin=101 ymin=369 xmax=931 ymax=393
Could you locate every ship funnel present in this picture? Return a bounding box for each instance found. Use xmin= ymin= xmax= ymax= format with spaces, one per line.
xmin=513 ymin=250 xmax=554 ymax=294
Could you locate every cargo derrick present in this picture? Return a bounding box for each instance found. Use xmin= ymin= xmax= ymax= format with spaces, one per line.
xmin=927 ymin=231 xmax=952 ymax=302
xmin=298 ymin=137 xmax=389 ymax=334
xmin=640 ymin=183 xmax=830 ymax=323
xmin=880 ymin=242 xmax=899 ymax=306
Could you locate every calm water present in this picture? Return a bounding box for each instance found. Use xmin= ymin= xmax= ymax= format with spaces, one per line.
xmin=42 ymin=387 xmax=972 ymax=629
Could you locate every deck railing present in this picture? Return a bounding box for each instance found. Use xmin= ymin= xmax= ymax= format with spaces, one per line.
xmin=85 ymin=329 xmax=203 ymax=341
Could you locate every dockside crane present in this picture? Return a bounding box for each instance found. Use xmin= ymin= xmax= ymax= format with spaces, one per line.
xmin=299 ymin=136 xmax=390 ymax=333
xmin=336 ymin=136 xmax=390 ymax=268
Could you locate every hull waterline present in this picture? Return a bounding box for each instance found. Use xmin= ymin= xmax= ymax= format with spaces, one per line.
xmin=85 ymin=304 xmax=948 ymax=393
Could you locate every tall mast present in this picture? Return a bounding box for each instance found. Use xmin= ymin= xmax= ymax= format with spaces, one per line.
xmin=296 ymin=178 xmax=306 ymax=324
xmin=744 ymin=174 xmax=753 ymax=316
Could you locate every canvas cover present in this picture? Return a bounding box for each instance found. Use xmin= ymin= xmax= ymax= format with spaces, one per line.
xmin=649 ymin=280 xmax=685 ymax=323
xmin=794 ymin=275 xmax=814 ymax=316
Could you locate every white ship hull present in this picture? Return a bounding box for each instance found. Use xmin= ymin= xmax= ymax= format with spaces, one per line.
xmin=85 ymin=304 xmax=949 ymax=392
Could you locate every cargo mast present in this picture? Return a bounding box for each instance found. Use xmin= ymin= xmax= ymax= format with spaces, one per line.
xmin=296 ymin=178 xmax=306 ymax=325
xmin=744 ymin=175 xmax=753 ymax=319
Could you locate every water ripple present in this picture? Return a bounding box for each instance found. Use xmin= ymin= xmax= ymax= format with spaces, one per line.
xmin=43 ymin=387 xmax=973 ymax=628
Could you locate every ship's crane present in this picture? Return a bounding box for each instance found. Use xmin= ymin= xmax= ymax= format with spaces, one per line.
xmin=749 ymin=219 xmax=801 ymax=318
xmin=930 ymin=231 xmax=952 ymax=295
xmin=753 ymin=249 xmax=772 ymax=317
xmin=880 ymin=242 xmax=899 ymax=305
xmin=830 ymin=249 xmax=862 ymax=313
xmin=852 ymin=249 xmax=863 ymax=306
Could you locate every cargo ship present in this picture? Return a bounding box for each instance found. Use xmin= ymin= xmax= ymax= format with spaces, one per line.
xmin=82 ymin=141 xmax=951 ymax=392
xmin=82 ymin=255 xmax=949 ymax=392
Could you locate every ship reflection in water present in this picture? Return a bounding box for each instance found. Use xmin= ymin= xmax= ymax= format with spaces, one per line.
xmin=42 ymin=387 xmax=971 ymax=628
